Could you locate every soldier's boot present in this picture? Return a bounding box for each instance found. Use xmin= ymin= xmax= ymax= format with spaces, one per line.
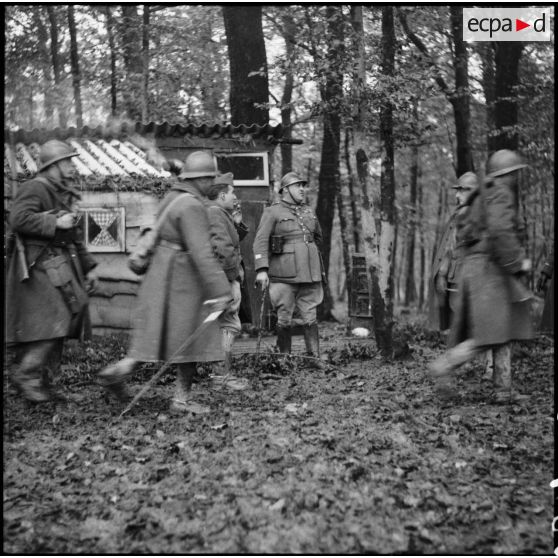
xmin=303 ymin=322 xmax=326 ymax=369
xmin=170 ymin=363 xmax=210 ymax=414
xmin=428 ymin=339 xmax=480 ymax=377
xmin=97 ymin=357 xmax=136 ymax=401
xmin=492 ymin=344 xmax=528 ymax=404
xmin=12 ymin=342 xmax=54 ymax=403
xmin=276 ymin=325 xmax=292 ymax=354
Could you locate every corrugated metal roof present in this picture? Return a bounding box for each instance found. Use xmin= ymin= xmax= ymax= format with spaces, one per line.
xmin=4 ymin=120 xmax=286 ymax=180
xmin=4 ymin=138 xmax=170 ymax=180
xmin=4 ymin=120 xmax=285 ymax=146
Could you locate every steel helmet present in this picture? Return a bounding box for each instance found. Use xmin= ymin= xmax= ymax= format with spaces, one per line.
xmin=178 ymin=151 xmax=217 ymax=179
xmin=452 ymin=171 xmax=478 ymax=190
xmin=486 ymin=149 xmax=527 ymax=178
xmin=279 ymin=171 xmax=307 ymax=192
xmin=38 ymin=140 xmax=78 ymax=172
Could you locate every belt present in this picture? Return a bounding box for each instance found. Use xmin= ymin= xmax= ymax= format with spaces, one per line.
xmin=282 ymin=233 xmax=314 ymax=244
xmin=158 ymin=238 xmax=185 ymax=251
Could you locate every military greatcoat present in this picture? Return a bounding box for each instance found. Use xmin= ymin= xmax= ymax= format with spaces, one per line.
xmin=6 ymin=175 xmax=96 ymax=344
xmin=448 ymin=184 xmax=534 ymax=347
xmin=253 ymin=200 xmax=323 ymax=283
xmin=128 ymin=183 xmax=231 ymax=363
xmin=207 ymin=204 xmax=243 ymax=282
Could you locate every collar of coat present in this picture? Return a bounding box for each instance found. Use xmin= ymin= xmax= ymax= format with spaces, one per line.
xmin=170 ymin=181 xmax=204 ymax=201
xmin=207 ymin=202 xmax=234 ymax=222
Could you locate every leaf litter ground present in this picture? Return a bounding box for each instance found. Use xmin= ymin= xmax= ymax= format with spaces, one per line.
xmin=3 ymin=323 xmax=553 ymax=554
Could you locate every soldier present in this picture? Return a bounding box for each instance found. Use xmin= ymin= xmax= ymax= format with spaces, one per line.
xmin=6 ymin=140 xmax=98 ymax=403
xmin=97 ymin=151 xmax=232 ymax=413
xmin=206 ymin=172 xmax=248 ymax=373
xmin=429 ymin=150 xmax=535 ymax=403
xmin=253 ymin=171 xmax=325 ymax=363
xmin=428 ymin=172 xmax=478 ymax=331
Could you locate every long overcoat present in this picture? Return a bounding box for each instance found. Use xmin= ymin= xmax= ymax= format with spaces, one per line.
xmin=448 ymin=183 xmax=534 ymax=347
xmin=253 ymin=200 xmax=323 ymax=284
xmin=207 ymin=204 xmax=243 ymax=282
xmin=128 ymin=182 xmax=231 ymax=363
xmin=427 ymin=211 xmax=457 ymax=330
xmin=6 ymin=175 xmax=96 ymax=344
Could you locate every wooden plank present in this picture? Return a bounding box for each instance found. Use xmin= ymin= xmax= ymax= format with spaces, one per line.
xmin=92 ymin=253 xmax=141 ymax=282
xmin=93 ymin=279 xmax=140 ymax=298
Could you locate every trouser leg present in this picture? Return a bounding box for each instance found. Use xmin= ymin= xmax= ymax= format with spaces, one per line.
xmin=12 ymin=339 xmax=62 ymax=403
xmin=492 ymin=344 xmax=512 ymax=391
xmin=175 ymin=363 xmax=196 ymax=402
xmin=42 ymin=338 xmax=65 ymax=392
xmin=303 ymin=322 xmax=320 ymax=357
xmin=269 ymin=282 xmax=296 ymax=353
xmin=221 ymin=328 xmax=236 ymax=373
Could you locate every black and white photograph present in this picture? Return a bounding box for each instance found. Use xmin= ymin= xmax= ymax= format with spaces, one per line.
xmin=3 ymin=3 xmax=554 ymax=554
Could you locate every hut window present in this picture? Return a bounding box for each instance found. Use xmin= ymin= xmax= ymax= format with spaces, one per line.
xmin=215 ymin=152 xmax=269 ymax=186
xmin=79 ymin=207 xmax=126 ymax=252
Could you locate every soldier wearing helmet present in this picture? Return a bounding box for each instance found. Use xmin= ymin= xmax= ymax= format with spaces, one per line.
xmin=253 ymin=171 xmax=325 ymax=364
xmin=6 ymin=139 xmax=99 ymax=403
xmin=98 ymin=151 xmax=232 ymax=413
xmin=429 ymin=150 xmax=535 ymax=404
xmin=428 ymin=171 xmax=479 ymax=332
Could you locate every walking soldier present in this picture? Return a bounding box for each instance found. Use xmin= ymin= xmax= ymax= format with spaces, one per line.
xmin=98 ymin=151 xmax=232 ymax=413
xmin=253 ymin=171 xmax=325 ymax=362
xmin=429 ymin=150 xmax=535 ymax=403
xmin=6 ymin=140 xmax=98 ymax=403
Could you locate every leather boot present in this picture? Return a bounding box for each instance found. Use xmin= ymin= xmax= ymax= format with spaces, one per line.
xmin=276 ymin=325 xmax=292 ymax=353
xmin=170 ymin=363 xmax=209 ymax=414
xmin=429 ymin=339 xmax=480 ymax=377
xmin=97 ymin=357 xmax=136 ymax=401
xmin=303 ymin=322 xmax=325 ymax=369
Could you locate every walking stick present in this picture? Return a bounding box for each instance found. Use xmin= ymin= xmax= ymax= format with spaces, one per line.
xmin=119 ymin=307 xmax=224 ymax=418
xmin=256 ymin=287 xmax=268 ymax=355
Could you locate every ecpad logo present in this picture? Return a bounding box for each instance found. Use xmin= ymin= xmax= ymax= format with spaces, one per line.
xmin=463 ymin=7 xmax=552 ymax=42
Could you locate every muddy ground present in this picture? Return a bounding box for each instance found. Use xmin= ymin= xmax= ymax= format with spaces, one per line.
xmin=3 ymin=323 xmax=554 ymax=554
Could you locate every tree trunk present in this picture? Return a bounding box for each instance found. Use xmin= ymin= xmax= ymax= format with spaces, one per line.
xmin=350 ymin=5 xmax=381 ymax=332
xmin=35 ymin=8 xmax=54 ymax=125
xmin=489 ymin=42 xmax=524 ymax=152
xmin=141 ymin=5 xmax=150 ymax=122
xmin=222 ymin=6 xmax=269 ymax=126
xmin=104 ymin=6 xmax=118 ymax=117
xmin=316 ymin=5 xmax=344 ymax=321
xmin=449 ymin=7 xmax=474 ymax=175
xmin=46 ymin=6 xmax=67 ymax=127
xmin=404 ymin=118 xmax=419 ymax=306
xmin=280 ymin=13 xmax=296 ymax=175
xmin=477 ymin=42 xmax=496 ymax=151
xmin=417 ymin=179 xmax=426 ymax=308
xmin=344 ymin=127 xmax=360 ymax=251
xmin=120 ymin=5 xmax=143 ymax=120
xmin=375 ymin=6 xmax=397 ymax=357
xmin=67 ymin=5 xmax=83 ymax=127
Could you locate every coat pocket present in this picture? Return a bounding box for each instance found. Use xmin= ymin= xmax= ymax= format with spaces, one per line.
xmin=42 ymin=255 xmax=84 ymax=315
xmin=269 ymin=245 xmax=297 ymax=278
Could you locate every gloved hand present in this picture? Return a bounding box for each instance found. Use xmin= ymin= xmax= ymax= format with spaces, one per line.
xmin=255 ymin=270 xmax=269 ymax=290
xmin=537 ymin=272 xmax=550 ymax=294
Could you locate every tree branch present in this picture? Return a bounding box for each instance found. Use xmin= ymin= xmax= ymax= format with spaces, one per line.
xmin=397 ymin=8 xmax=453 ymax=99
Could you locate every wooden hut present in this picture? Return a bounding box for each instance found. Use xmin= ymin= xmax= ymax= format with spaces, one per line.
xmin=4 ymin=121 xmax=289 ymax=334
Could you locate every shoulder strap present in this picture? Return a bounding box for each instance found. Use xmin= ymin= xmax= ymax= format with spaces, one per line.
xmin=152 ymin=192 xmax=193 ymax=238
